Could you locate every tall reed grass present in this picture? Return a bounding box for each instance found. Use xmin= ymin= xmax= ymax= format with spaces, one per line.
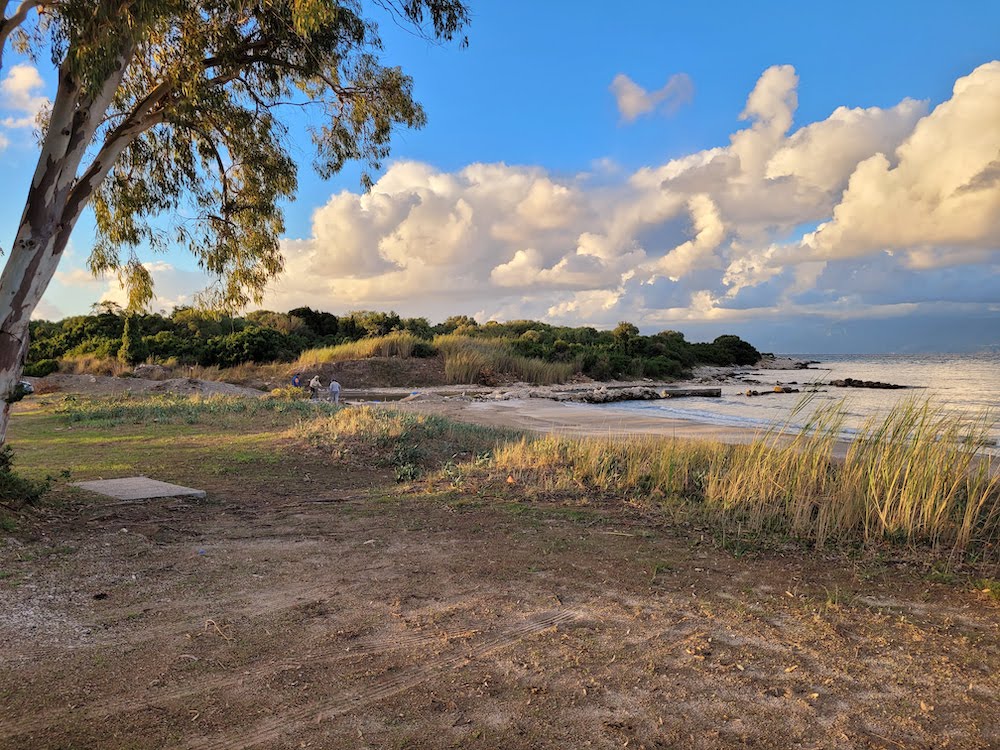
xmin=307 ymin=399 xmax=999 ymax=558
xmin=56 ymin=355 xmax=131 ymax=377
xmin=294 ymin=332 xmax=422 ymax=366
xmin=434 ymin=334 xmax=577 ymax=385
xmin=493 ymin=399 xmax=999 ymax=554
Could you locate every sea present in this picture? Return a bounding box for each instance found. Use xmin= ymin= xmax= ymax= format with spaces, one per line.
xmin=604 ymin=353 xmax=1000 ymax=454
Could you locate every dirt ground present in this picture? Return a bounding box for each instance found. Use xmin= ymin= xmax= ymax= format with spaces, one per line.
xmin=1 ymin=403 xmax=998 ymax=749
xmin=25 ymin=372 xmax=267 ymax=398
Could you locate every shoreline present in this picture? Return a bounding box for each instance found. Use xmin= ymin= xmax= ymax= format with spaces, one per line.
xmin=383 ymin=397 xmax=864 ymax=458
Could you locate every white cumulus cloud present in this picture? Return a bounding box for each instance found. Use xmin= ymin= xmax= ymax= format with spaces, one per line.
xmin=262 ymin=62 xmax=1000 ymax=330
xmin=36 ymin=62 xmax=999 ymax=339
xmin=799 ymin=61 xmax=1000 ymax=267
xmin=1 ymin=63 xmax=49 ymax=129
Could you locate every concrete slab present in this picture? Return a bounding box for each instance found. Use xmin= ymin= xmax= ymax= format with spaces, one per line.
xmin=72 ymin=477 xmax=206 ymax=501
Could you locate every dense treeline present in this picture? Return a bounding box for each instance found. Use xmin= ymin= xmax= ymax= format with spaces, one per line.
xmin=25 ymin=303 xmax=761 ymax=379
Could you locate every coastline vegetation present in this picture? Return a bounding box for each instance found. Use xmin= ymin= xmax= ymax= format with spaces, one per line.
xmin=298 ymin=398 xmax=998 ymax=559
xmin=26 ymin=304 xmax=761 ymax=384
xmin=4 ymin=391 xmax=997 ymax=568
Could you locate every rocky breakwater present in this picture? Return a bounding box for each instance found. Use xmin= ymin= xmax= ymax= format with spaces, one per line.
xmin=830 ymin=378 xmax=907 ymax=389
xmin=479 ymin=385 xmax=722 ymax=404
xmin=744 ymin=385 xmax=802 ymax=397
xmin=755 ymin=355 xmax=821 ymax=370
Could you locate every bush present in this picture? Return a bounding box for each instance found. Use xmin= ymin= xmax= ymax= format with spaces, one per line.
xmin=23 ymin=359 xmax=59 ymax=378
xmin=201 ymin=326 xmax=298 ymax=367
xmin=412 ymin=340 xmax=437 ymax=358
xmin=0 ymin=445 xmax=50 ymax=509
xmin=118 ymin=316 xmax=148 ymax=365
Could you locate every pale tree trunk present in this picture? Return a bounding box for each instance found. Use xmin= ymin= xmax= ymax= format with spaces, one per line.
xmin=0 ymin=51 xmax=135 ymax=445
xmin=0 ymin=224 xmax=65 ymax=444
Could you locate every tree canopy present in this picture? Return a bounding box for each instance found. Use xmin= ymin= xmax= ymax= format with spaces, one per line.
xmin=1 ymin=0 xmax=468 ymax=310
xmin=26 ymin=306 xmax=762 ymax=378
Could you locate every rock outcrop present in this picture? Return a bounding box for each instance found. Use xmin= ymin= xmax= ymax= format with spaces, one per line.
xmin=830 ymin=378 xmax=906 ymax=389
xmin=479 ymin=385 xmax=722 ymax=404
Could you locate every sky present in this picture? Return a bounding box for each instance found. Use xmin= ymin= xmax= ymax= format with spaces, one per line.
xmin=1 ymin=1 xmax=999 ymax=353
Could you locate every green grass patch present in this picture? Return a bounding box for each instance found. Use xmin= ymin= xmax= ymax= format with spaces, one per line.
xmin=53 ymin=392 xmax=341 ymax=427
xmin=974 ymin=578 xmax=1000 ymax=600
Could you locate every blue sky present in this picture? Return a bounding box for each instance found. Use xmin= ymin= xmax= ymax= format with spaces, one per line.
xmin=2 ymin=1 xmax=999 ymax=352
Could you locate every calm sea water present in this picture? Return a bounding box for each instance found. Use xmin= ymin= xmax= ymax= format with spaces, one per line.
xmin=605 ymin=353 xmax=1000 ymax=451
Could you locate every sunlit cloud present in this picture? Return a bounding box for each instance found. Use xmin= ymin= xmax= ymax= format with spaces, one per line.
xmin=259 ymin=61 xmax=999 ymax=332
xmin=0 ymin=64 xmax=49 ymax=136
xmin=33 ymin=61 xmax=999 ymax=344
xmin=610 ymin=71 xmax=695 ymax=122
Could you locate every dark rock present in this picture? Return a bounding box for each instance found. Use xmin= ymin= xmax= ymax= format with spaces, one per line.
xmin=830 ymin=378 xmax=906 ymax=389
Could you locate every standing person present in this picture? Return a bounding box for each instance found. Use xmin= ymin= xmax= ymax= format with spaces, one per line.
xmin=291 ymin=372 xmax=301 ymax=388
xmin=308 ymin=374 xmax=321 ymax=400
xmin=328 ymin=378 xmax=341 ymax=405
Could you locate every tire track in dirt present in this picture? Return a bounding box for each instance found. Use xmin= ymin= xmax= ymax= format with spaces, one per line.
xmin=0 ymin=610 xmax=575 ymax=743
xmin=0 ymin=622 xmax=479 ymax=740
xmin=183 ymin=608 xmax=580 ymax=750
xmin=1 ymin=574 xmax=392 ymax=665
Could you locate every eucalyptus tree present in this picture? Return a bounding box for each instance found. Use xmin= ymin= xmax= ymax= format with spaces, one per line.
xmin=0 ymin=0 xmax=468 ymax=442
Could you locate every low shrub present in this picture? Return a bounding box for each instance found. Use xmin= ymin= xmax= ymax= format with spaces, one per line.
xmin=22 ymin=359 xmax=59 ymax=378
xmin=0 ymin=445 xmax=51 ymax=509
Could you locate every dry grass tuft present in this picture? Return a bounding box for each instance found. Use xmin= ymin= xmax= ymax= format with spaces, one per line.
xmin=294 ymin=332 xmax=422 ymax=367
xmin=434 ymin=334 xmax=576 ymax=385
xmin=304 ymin=398 xmax=999 ymax=558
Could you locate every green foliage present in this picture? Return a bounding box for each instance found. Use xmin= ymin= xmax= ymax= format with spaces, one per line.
xmin=0 ymin=446 xmax=50 ymax=509
xmin=118 ymin=315 xmax=148 ymax=365
xmin=201 ymin=326 xmax=299 ymax=367
xmin=22 ymin=359 xmax=59 ymax=378
xmin=10 ymin=0 xmax=470 ymax=311
xmin=26 ymin=306 xmax=761 ymax=380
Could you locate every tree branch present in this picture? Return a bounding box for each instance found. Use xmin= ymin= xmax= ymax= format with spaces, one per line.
xmin=184 ymin=120 xmax=233 ymax=213
xmin=0 ymin=0 xmax=43 ymax=73
xmin=61 ymin=107 xmax=168 ymax=240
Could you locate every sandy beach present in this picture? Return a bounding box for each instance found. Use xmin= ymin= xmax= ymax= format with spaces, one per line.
xmin=389 ymin=397 xmax=769 ymax=443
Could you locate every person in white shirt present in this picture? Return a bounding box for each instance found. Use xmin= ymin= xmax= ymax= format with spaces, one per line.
xmin=308 ymin=375 xmax=321 ymax=400
xmin=328 ymin=379 xmax=341 ymax=405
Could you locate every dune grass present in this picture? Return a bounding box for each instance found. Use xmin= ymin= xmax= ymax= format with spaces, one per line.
xmin=299 ymin=405 xmax=516 ymax=481
xmin=294 ymin=332 xmax=422 ymax=367
xmin=56 ymin=355 xmax=131 ymax=377
xmin=434 ymin=334 xmax=577 ymax=385
xmin=30 ymin=389 xmax=1000 ymax=558
xmin=494 ymin=400 xmax=998 ymax=554
xmin=304 ymin=399 xmax=999 ymax=558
